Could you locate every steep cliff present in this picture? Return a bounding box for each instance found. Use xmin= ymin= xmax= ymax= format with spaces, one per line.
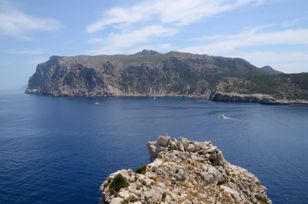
xmin=99 ymin=136 xmax=271 ymax=204
xmin=26 ymin=50 xmax=308 ymax=103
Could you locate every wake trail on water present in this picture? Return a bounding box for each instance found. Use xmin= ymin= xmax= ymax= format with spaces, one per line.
xmin=218 ymin=113 xmax=240 ymax=121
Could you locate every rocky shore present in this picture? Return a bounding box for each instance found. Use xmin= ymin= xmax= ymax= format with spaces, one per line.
xmin=211 ymin=92 xmax=285 ymax=105
xmin=99 ymin=136 xmax=271 ymax=204
xmin=211 ymin=92 xmax=308 ymax=105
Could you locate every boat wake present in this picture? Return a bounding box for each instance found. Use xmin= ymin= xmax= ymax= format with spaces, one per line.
xmin=218 ymin=113 xmax=238 ymax=120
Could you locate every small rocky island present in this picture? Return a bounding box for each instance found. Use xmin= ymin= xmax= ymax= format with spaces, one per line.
xmin=100 ymin=136 xmax=271 ymax=204
xmin=26 ymin=50 xmax=308 ymax=105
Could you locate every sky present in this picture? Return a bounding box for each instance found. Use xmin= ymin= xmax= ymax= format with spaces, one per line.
xmin=0 ymin=0 xmax=308 ymax=90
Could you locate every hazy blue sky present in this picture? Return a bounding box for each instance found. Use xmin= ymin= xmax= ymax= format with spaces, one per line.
xmin=0 ymin=0 xmax=308 ymax=90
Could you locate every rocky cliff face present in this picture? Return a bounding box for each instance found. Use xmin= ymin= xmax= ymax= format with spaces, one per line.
xmin=26 ymin=50 xmax=308 ymax=103
xmin=26 ymin=50 xmax=258 ymax=97
xmin=211 ymin=92 xmax=289 ymax=105
xmin=99 ymin=136 xmax=271 ymax=204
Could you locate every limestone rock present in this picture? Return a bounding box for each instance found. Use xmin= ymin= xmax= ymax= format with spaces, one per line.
xmin=158 ymin=135 xmax=170 ymax=147
xmin=99 ymin=136 xmax=271 ymax=204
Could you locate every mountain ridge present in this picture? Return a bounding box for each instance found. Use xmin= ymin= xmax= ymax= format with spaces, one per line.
xmin=26 ymin=50 xmax=308 ymax=104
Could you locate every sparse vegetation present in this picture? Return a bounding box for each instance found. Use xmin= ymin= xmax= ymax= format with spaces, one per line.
xmin=135 ymin=165 xmax=147 ymax=174
xmin=109 ymin=174 xmax=129 ymax=195
xmin=161 ymin=192 xmax=167 ymax=202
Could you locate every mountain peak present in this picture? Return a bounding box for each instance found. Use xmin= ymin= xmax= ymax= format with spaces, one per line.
xmin=261 ymin=65 xmax=283 ymax=75
xmin=135 ymin=49 xmax=161 ymax=56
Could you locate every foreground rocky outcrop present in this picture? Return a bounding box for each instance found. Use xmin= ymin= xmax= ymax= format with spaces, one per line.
xmin=25 ymin=50 xmax=308 ymax=104
xmin=99 ymin=136 xmax=271 ymax=204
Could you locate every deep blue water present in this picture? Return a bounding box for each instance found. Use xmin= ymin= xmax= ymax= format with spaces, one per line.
xmin=0 ymin=92 xmax=308 ymax=204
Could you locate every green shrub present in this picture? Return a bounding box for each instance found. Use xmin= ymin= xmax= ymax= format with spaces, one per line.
xmin=109 ymin=174 xmax=129 ymax=194
xmin=161 ymin=192 xmax=167 ymax=202
xmin=135 ymin=165 xmax=147 ymax=174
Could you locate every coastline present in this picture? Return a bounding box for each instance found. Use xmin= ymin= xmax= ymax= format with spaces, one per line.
xmin=25 ymin=90 xmax=308 ymax=105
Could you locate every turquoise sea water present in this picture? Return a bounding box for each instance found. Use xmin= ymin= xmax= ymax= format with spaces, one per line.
xmin=0 ymin=93 xmax=308 ymax=204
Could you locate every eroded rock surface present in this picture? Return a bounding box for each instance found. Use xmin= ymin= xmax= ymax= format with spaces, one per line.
xmin=100 ymin=136 xmax=271 ymax=204
xmin=211 ymin=92 xmax=286 ymax=105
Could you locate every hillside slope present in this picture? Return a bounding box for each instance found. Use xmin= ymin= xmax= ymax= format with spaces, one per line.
xmin=26 ymin=50 xmax=308 ymax=103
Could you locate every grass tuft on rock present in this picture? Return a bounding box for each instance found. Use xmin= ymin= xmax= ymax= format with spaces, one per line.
xmin=109 ymin=174 xmax=129 ymax=194
xmin=135 ymin=165 xmax=147 ymax=174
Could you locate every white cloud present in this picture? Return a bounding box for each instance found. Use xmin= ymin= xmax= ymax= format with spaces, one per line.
xmin=181 ymin=27 xmax=308 ymax=73
xmin=156 ymin=0 xmax=260 ymax=26
xmin=86 ymin=6 xmax=149 ymax=33
xmin=182 ymin=28 xmax=308 ymax=54
xmin=86 ymin=0 xmax=263 ymax=54
xmin=0 ymin=0 xmax=61 ymax=38
xmin=87 ymin=0 xmax=262 ymax=33
xmin=85 ymin=0 xmax=307 ymax=73
xmin=89 ymin=25 xmax=177 ymax=54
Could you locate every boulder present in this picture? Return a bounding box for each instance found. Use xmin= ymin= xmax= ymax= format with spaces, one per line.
xmin=158 ymin=135 xmax=170 ymax=147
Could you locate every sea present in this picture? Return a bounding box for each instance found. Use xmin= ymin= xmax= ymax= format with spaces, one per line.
xmin=0 ymin=92 xmax=308 ymax=204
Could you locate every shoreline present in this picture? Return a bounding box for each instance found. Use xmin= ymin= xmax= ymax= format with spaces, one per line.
xmin=24 ymin=91 xmax=308 ymax=105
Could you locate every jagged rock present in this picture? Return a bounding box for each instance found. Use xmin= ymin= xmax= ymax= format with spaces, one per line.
xmin=99 ymin=136 xmax=272 ymax=204
xmin=158 ymin=135 xmax=170 ymax=147
xmin=186 ymin=143 xmax=196 ymax=152
xmin=179 ymin=137 xmax=190 ymax=150
xmin=109 ymin=197 xmax=123 ymax=204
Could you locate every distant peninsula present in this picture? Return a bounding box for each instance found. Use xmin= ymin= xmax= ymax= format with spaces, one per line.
xmin=99 ymin=136 xmax=271 ymax=204
xmin=26 ymin=50 xmax=308 ymax=104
